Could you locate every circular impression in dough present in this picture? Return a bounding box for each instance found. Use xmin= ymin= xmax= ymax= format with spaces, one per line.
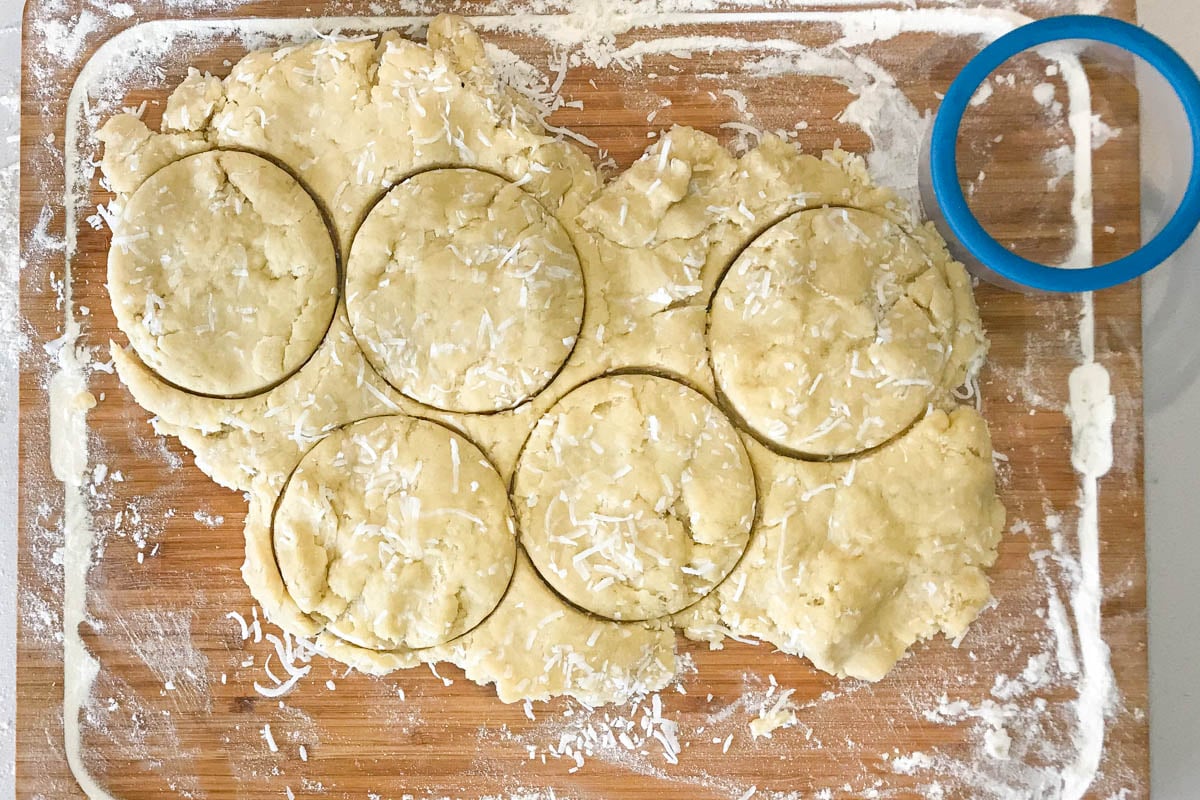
xmin=512 ymin=374 xmax=757 ymax=621
xmin=346 ymin=168 xmax=585 ymax=414
xmin=272 ymin=415 xmax=518 ymax=650
xmin=708 ymin=207 xmax=956 ymax=458
xmin=108 ymin=150 xmax=338 ymax=397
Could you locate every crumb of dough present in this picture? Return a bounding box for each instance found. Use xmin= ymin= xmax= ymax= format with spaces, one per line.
xmin=750 ymin=688 xmax=798 ymax=739
xmin=984 ymin=726 xmax=1013 ymax=760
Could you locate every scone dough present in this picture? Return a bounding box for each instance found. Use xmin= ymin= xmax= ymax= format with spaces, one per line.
xmin=346 ymin=168 xmax=585 ymax=413
xmin=273 ymin=415 xmax=517 ymax=650
xmin=513 ymin=375 xmax=756 ymax=621
xmin=100 ymin=16 xmax=1003 ymax=704
xmin=676 ymin=407 xmax=1005 ymax=682
xmin=709 ymin=208 xmax=958 ymax=457
xmin=107 ymin=150 xmax=338 ymax=396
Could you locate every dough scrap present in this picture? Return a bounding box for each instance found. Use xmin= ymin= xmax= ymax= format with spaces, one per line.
xmin=100 ymin=16 xmax=1004 ymax=705
xmin=115 ymin=15 xmax=602 ymax=252
xmin=571 ymin=128 xmax=919 ymax=383
xmin=346 ymin=168 xmax=584 ymax=413
xmin=107 ymin=150 xmax=338 ymax=396
xmin=447 ymin=552 xmax=677 ymax=705
xmin=709 ymin=207 xmax=957 ymax=456
xmin=675 ymin=407 xmax=1004 ymax=681
xmin=513 ymin=374 xmax=756 ymax=621
xmin=273 ymin=415 xmax=517 ymax=650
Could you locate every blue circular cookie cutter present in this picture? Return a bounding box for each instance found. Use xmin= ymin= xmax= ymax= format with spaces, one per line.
xmin=922 ymin=15 xmax=1200 ymax=292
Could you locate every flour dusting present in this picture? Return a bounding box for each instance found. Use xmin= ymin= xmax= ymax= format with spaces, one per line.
xmin=0 ymin=21 xmax=22 ymax=798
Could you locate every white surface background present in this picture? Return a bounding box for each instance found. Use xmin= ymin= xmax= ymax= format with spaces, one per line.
xmin=0 ymin=1 xmax=1196 ymax=798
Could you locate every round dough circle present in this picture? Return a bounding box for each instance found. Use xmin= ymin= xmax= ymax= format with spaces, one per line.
xmin=708 ymin=208 xmax=956 ymax=457
xmin=272 ymin=415 xmax=518 ymax=650
xmin=108 ymin=150 xmax=338 ymax=396
xmin=346 ymin=168 xmax=585 ymax=414
xmin=512 ymin=374 xmax=756 ymax=621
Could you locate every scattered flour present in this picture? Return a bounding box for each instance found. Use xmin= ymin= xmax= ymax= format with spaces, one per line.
xmin=0 ymin=21 xmax=21 ymax=800
xmin=1034 ymin=81 xmax=1058 ymax=105
xmin=191 ymin=509 xmax=224 ymax=527
xmin=1046 ymin=142 xmax=1076 ymax=190
xmin=121 ymin=609 xmax=210 ymax=709
xmin=1090 ymin=115 xmax=1121 ymax=150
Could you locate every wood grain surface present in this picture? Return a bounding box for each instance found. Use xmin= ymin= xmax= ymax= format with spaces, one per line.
xmin=18 ymin=2 xmax=1148 ymax=798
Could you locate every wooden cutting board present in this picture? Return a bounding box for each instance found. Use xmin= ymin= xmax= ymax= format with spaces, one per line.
xmin=17 ymin=1 xmax=1148 ymax=798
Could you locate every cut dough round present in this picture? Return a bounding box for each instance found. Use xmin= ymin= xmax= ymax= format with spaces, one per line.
xmin=272 ymin=415 xmax=517 ymax=650
xmin=708 ymin=207 xmax=956 ymax=457
xmin=108 ymin=150 xmax=338 ymax=396
xmin=512 ymin=374 xmax=756 ymax=621
xmin=346 ymin=168 xmax=585 ymax=414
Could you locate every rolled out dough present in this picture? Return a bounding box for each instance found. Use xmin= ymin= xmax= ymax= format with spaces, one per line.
xmin=273 ymin=415 xmax=517 ymax=650
xmin=513 ymin=374 xmax=755 ymax=621
xmin=101 ymin=15 xmax=1004 ymax=705
xmin=346 ymin=168 xmax=585 ymax=413
xmin=709 ymin=207 xmax=958 ymax=457
xmin=675 ymin=406 xmax=1005 ymax=682
xmin=107 ymin=150 xmax=338 ymax=396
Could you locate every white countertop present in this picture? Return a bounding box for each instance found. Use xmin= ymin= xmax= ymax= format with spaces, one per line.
xmin=1 ymin=2 xmax=1197 ymax=798
xmin=1136 ymin=4 xmax=1200 ymax=798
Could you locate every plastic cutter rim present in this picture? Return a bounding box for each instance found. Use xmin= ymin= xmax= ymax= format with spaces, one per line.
xmin=929 ymin=14 xmax=1200 ymax=292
